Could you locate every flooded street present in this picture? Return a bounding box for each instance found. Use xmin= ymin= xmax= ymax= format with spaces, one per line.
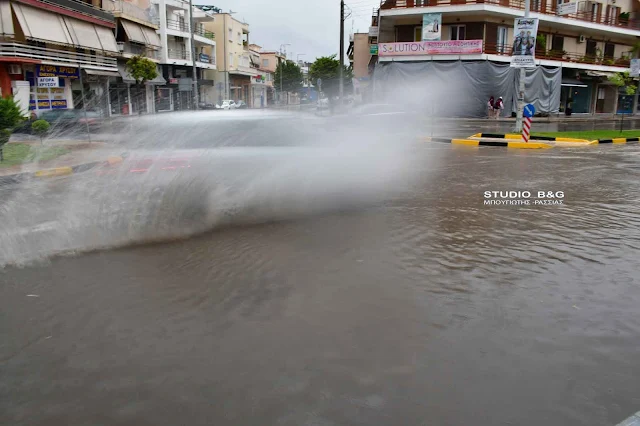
xmin=2 ymin=112 xmax=640 ymax=425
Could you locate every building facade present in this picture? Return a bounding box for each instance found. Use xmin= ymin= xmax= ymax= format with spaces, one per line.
xmin=348 ymin=32 xmax=374 ymax=102
xmin=0 ymin=0 xmax=120 ymax=116
xmin=372 ymin=0 xmax=640 ymax=116
xmin=152 ymin=0 xmax=216 ymax=111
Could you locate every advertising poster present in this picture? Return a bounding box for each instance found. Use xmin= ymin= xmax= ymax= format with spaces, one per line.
xmin=422 ymin=13 xmax=441 ymax=41
xmin=511 ymin=18 xmax=539 ymax=68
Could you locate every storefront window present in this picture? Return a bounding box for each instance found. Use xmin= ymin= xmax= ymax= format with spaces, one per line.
xmin=110 ymin=85 xmax=129 ymax=115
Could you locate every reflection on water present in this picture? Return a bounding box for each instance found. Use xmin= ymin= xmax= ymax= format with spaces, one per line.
xmin=1 ymin=134 xmax=640 ymax=425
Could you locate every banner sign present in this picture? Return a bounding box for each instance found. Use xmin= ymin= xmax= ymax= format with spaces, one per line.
xmin=422 ymin=13 xmax=441 ymax=41
xmin=378 ymin=40 xmax=483 ymax=56
xmin=370 ymin=44 xmax=378 ymax=55
xmin=511 ymin=18 xmax=539 ymax=68
xmin=557 ymin=2 xmax=578 ymax=15
xmin=36 ymin=65 xmax=79 ymax=79
xmin=37 ymin=77 xmax=59 ymax=88
xmin=51 ymin=100 xmax=68 ymax=109
xmin=631 ymin=59 xmax=640 ymax=77
xmin=369 ymin=26 xmax=379 ymax=37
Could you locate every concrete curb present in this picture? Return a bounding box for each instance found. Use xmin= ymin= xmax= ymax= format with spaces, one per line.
xmin=617 ymin=411 xmax=640 ymax=426
xmin=425 ymin=137 xmax=552 ymax=149
xmin=593 ymin=137 xmax=640 ymax=144
xmin=0 ymin=156 xmax=124 ymax=185
xmin=469 ymin=133 xmax=591 ymax=143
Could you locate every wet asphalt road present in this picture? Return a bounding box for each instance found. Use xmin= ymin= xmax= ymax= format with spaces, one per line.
xmin=1 ymin=111 xmax=640 ymax=426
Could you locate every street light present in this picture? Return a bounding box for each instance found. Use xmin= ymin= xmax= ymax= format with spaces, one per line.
xmin=279 ymin=43 xmax=290 ymax=105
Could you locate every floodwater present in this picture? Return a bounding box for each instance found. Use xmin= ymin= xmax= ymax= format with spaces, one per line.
xmin=2 ymin=111 xmax=640 ymax=426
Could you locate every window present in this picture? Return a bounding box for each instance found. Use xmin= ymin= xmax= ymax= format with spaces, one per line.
xmin=586 ymin=39 xmax=597 ymax=57
xmin=450 ymin=25 xmax=466 ymax=41
xmin=604 ymin=43 xmax=615 ymax=59
xmin=551 ymin=35 xmax=564 ymax=53
xmin=605 ymin=5 xmax=620 ymax=24
xmin=262 ymin=59 xmax=269 ymax=67
xmin=228 ymin=27 xmax=232 ymax=41
xmin=497 ymin=26 xmax=508 ymax=53
xmin=238 ymin=32 xmax=242 ymax=44
xmin=229 ymin=53 xmax=233 ymax=67
xmin=414 ymin=26 xmax=422 ymax=42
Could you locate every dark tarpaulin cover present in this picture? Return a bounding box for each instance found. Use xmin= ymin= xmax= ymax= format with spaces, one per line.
xmin=371 ymin=60 xmax=561 ymax=117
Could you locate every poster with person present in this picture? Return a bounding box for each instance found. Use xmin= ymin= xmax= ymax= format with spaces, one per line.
xmin=422 ymin=13 xmax=441 ymax=41
xmin=511 ymin=18 xmax=539 ymax=68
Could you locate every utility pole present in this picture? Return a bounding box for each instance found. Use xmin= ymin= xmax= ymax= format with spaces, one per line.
xmin=339 ymin=0 xmax=345 ymax=100
xmin=515 ymin=0 xmax=531 ymax=132
xmin=189 ymin=0 xmax=199 ymax=110
xmin=279 ymin=43 xmax=290 ymax=105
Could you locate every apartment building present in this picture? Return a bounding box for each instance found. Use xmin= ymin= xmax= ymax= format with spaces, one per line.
xmin=102 ymin=0 xmax=164 ymax=115
xmin=0 ymin=0 xmax=120 ymax=116
xmin=152 ymin=0 xmax=216 ymax=111
xmin=372 ymin=0 xmax=640 ymax=116
xmin=202 ymin=12 xmax=255 ymax=105
xmin=258 ymin=50 xmax=285 ymax=104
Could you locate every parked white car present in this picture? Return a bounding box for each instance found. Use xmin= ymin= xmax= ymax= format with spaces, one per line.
xmin=216 ymin=100 xmax=238 ymax=110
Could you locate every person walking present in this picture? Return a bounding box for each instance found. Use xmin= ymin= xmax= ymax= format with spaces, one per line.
xmin=494 ymin=96 xmax=504 ymax=119
xmin=487 ymin=96 xmax=495 ymax=119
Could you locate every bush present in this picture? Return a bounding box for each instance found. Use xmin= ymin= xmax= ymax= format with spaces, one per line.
xmin=0 ymin=97 xmax=24 ymax=130
xmin=32 ymin=119 xmax=50 ymax=144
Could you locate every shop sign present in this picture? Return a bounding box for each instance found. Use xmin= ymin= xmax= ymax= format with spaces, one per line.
xmin=169 ymin=78 xmax=178 ymax=84
xmin=36 ymin=65 xmax=79 ymax=79
xmin=369 ymin=26 xmax=379 ymax=37
xmin=178 ymin=78 xmax=192 ymax=91
xmin=557 ymin=2 xmax=578 ymax=15
xmin=199 ymin=53 xmax=210 ymax=63
xmin=37 ymin=77 xmax=59 ymax=88
xmin=379 ymin=40 xmax=483 ymax=56
xmin=370 ymin=44 xmax=378 ymax=55
xmin=51 ymin=100 xmax=68 ymax=109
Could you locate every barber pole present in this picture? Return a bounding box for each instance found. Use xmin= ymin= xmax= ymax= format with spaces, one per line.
xmin=522 ymin=116 xmax=532 ymax=142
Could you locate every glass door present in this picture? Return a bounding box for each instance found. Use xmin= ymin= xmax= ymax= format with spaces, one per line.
xmin=497 ymin=26 xmax=508 ymax=53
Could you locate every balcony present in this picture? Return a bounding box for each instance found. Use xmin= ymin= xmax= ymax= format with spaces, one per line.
xmin=166 ymin=19 xmax=189 ymax=32
xmin=484 ymin=42 xmax=631 ymax=67
xmin=168 ymin=48 xmax=190 ymax=61
xmin=101 ymin=0 xmax=159 ymax=27
xmin=120 ymin=42 xmax=160 ymax=60
xmin=21 ymin=0 xmax=115 ymax=25
xmin=0 ymin=42 xmax=117 ymax=69
xmin=194 ymin=27 xmax=215 ymax=40
xmin=379 ymin=0 xmax=640 ymax=31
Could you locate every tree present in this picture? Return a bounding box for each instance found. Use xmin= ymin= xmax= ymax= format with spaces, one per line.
xmin=32 ymin=119 xmax=50 ymax=145
xmin=125 ymin=55 xmax=158 ymax=114
xmin=0 ymin=97 xmax=25 ymax=162
xmin=274 ymin=60 xmax=303 ymax=94
xmin=608 ymin=71 xmax=637 ymax=132
xmin=309 ymin=55 xmax=353 ymax=99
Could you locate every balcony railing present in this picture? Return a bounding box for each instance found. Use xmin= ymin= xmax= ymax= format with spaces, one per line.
xmin=101 ymin=0 xmax=158 ymax=26
xmin=194 ymin=27 xmax=215 ymax=40
xmin=484 ymin=42 xmax=631 ymax=67
xmin=26 ymin=0 xmax=115 ymax=24
xmin=0 ymin=42 xmax=117 ymax=69
xmin=166 ymin=19 xmax=189 ymax=32
xmin=380 ymin=0 xmax=640 ymax=30
xmin=121 ymin=42 xmax=160 ymax=60
xmin=168 ymin=48 xmax=190 ymax=60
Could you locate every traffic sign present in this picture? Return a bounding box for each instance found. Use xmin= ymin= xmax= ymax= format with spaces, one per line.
xmin=523 ymin=103 xmax=536 ymax=118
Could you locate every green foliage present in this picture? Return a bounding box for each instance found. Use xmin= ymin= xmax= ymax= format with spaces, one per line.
xmin=309 ymin=55 xmax=353 ymax=98
xmin=125 ymin=55 xmax=158 ymax=85
xmin=0 ymin=128 xmax=10 ymax=146
xmin=535 ymin=34 xmax=546 ymax=50
xmin=274 ymin=60 xmax=303 ymax=93
xmin=32 ymin=119 xmax=50 ymax=144
xmin=609 ymin=71 xmax=638 ymax=95
xmin=0 ymin=97 xmax=24 ymax=130
xmin=0 ymin=143 xmax=68 ymax=167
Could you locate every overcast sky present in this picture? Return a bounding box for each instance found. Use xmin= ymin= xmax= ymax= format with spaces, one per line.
xmin=197 ymin=0 xmax=379 ymax=62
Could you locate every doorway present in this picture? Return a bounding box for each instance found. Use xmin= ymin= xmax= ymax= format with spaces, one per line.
xmin=155 ymin=87 xmax=173 ymax=112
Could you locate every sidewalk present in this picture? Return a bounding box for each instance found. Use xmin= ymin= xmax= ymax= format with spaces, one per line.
xmin=0 ymin=140 xmax=122 ymax=178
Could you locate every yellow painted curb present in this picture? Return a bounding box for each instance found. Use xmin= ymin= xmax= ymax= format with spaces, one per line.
xmin=469 ymin=133 xmax=482 ymax=138
xmin=507 ymin=142 xmax=552 ymax=149
xmin=505 ymin=133 xmax=522 ymax=140
xmin=452 ymin=139 xmax=480 ymax=146
xmin=34 ymin=167 xmax=73 ymax=178
xmin=107 ymin=156 xmax=123 ymax=165
xmin=612 ymin=138 xmax=627 ymax=144
xmin=555 ymin=137 xmax=591 ymax=143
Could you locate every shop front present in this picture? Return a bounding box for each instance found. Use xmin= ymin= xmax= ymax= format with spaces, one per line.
xmin=250 ymin=74 xmax=268 ymax=108
xmin=25 ymin=64 xmax=77 ymax=116
xmin=230 ymin=74 xmax=250 ymax=104
xmin=112 ymin=62 xmax=166 ymax=115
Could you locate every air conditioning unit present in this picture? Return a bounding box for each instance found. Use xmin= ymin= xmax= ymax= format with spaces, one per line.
xmin=578 ymin=35 xmax=586 ymax=43
xmin=117 ymin=42 xmax=125 ymax=53
xmin=8 ymin=64 xmax=21 ymax=75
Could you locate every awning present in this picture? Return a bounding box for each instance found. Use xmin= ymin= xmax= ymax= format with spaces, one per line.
xmin=64 ymin=17 xmax=104 ymax=51
xmin=0 ymin=1 xmax=14 ymax=36
xmin=561 ymin=78 xmax=588 ymax=88
xmin=94 ymin=25 xmax=119 ymax=53
xmin=121 ymin=20 xmax=146 ymax=45
xmin=585 ymin=70 xmax=616 ymax=78
xmin=12 ymin=3 xmax=73 ymax=45
xmin=141 ymin=26 xmax=161 ymax=48
xmin=11 ymin=2 xmax=118 ymax=53
xmin=117 ymin=63 xmax=166 ymax=85
xmin=84 ymin=69 xmax=120 ymax=77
